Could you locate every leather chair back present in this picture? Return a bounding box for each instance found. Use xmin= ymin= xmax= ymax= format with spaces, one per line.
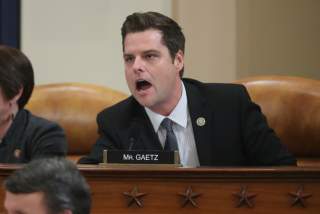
xmin=236 ymin=76 xmax=320 ymax=166
xmin=26 ymin=83 xmax=127 ymax=162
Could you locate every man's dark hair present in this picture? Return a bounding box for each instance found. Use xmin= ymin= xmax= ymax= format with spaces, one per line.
xmin=121 ymin=11 xmax=185 ymax=77
xmin=4 ymin=158 xmax=91 ymax=214
xmin=0 ymin=45 xmax=34 ymax=109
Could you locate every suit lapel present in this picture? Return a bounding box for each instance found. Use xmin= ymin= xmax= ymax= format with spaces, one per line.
xmin=185 ymin=80 xmax=214 ymax=165
xmin=127 ymin=100 xmax=163 ymax=150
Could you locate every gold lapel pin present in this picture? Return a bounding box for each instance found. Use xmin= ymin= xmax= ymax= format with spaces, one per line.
xmin=196 ymin=117 xmax=206 ymax=127
xmin=14 ymin=149 xmax=21 ymax=159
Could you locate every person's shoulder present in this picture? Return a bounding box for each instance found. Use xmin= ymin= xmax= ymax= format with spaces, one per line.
xmin=24 ymin=109 xmax=64 ymax=131
xmin=20 ymin=109 xmax=67 ymax=159
xmin=183 ymin=78 xmax=247 ymax=97
xmin=21 ymin=109 xmax=66 ymax=145
xmin=97 ymin=96 xmax=138 ymax=122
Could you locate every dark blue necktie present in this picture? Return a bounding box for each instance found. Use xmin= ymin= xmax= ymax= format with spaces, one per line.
xmin=161 ymin=118 xmax=178 ymax=151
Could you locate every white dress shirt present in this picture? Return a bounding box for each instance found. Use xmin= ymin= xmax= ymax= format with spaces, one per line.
xmin=145 ymin=82 xmax=200 ymax=167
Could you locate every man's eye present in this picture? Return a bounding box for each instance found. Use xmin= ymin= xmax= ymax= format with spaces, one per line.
xmin=145 ymin=54 xmax=157 ymax=60
xmin=124 ymin=56 xmax=134 ymax=63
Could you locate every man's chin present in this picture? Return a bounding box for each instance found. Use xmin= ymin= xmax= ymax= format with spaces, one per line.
xmin=134 ymin=96 xmax=154 ymax=108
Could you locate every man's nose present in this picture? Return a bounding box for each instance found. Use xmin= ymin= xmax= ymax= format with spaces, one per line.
xmin=132 ymin=57 xmax=145 ymax=73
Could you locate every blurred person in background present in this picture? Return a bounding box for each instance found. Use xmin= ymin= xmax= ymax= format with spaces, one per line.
xmin=4 ymin=157 xmax=91 ymax=214
xmin=0 ymin=45 xmax=67 ymax=163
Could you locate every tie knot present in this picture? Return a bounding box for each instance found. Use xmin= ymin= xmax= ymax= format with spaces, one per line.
xmin=161 ymin=118 xmax=174 ymax=132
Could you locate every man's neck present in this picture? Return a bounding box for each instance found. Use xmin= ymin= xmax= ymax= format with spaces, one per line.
xmin=150 ymin=81 xmax=183 ymax=116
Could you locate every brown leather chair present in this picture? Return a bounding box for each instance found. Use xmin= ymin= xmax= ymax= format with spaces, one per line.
xmin=235 ymin=75 xmax=320 ymax=167
xmin=25 ymin=83 xmax=128 ymax=162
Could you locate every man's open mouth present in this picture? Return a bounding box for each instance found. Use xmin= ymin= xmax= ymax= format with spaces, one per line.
xmin=136 ymin=80 xmax=152 ymax=91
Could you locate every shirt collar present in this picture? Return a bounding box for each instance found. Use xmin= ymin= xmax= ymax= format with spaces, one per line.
xmin=145 ymin=81 xmax=188 ymax=132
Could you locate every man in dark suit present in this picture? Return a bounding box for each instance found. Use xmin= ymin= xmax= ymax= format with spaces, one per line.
xmin=79 ymin=11 xmax=296 ymax=166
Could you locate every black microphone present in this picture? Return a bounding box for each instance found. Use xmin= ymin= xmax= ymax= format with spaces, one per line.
xmin=128 ymin=137 xmax=135 ymax=150
xmin=128 ymin=121 xmax=140 ymax=150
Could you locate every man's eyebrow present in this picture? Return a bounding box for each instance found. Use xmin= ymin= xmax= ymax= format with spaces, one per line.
xmin=143 ymin=50 xmax=160 ymax=54
xmin=123 ymin=49 xmax=160 ymax=56
xmin=123 ymin=53 xmax=133 ymax=57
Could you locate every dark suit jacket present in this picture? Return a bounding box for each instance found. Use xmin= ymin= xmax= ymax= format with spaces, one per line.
xmin=79 ymin=78 xmax=296 ymax=166
xmin=0 ymin=109 xmax=67 ymax=163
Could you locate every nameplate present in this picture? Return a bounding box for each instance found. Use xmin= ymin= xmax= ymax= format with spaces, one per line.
xmin=102 ymin=150 xmax=179 ymax=164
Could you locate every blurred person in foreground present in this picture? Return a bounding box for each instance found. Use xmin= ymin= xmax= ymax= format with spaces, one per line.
xmin=0 ymin=45 xmax=67 ymax=163
xmin=79 ymin=12 xmax=296 ymax=167
xmin=4 ymin=157 xmax=91 ymax=214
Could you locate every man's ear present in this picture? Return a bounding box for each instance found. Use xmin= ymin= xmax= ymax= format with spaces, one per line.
xmin=11 ymin=88 xmax=23 ymax=104
xmin=174 ymin=50 xmax=184 ymax=73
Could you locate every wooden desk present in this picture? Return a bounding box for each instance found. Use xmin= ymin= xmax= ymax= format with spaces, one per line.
xmin=0 ymin=165 xmax=319 ymax=213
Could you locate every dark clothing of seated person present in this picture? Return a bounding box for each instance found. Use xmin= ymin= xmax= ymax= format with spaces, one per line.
xmin=78 ymin=12 xmax=296 ymax=167
xmin=0 ymin=45 xmax=67 ymax=163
